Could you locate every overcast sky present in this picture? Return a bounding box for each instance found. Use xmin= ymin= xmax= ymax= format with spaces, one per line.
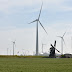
xmin=0 ymin=0 xmax=72 ymax=55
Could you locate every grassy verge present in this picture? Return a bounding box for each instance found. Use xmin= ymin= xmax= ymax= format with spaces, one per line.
xmin=0 ymin=55 xmax=48 ymax=58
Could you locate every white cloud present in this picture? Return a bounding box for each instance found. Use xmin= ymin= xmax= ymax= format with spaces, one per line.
xmin=0 ymin=0 xmax=71 ymax=13
xmin=8 ymin=0 xmax=33 ymax=7
xmin=0 ymin=0 xmax=8 ymax=12
xmin=8 ymin=0 xmax=72 ymax=15
xmin=62 ymin=6 xmax=72 ymax=11
xmin=8 ymin=0 xmax=64 ymax=7
xmin=8 ymin=0 xmax=65 ymax=9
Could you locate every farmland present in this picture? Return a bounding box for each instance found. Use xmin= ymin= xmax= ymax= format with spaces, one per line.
xmin=0 ymin=56 xmax=72 ymax=72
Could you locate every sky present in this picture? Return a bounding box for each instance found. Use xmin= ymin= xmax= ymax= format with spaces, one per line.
xmin=0 ymin=0 xmax=72 ymax=55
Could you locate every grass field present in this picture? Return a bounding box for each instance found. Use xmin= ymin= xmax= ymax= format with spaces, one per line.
xmin=0 ymin=57 xmax=72 ymax=72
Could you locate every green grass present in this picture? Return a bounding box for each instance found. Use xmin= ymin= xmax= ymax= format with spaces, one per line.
xmin=0 ymin=57 xmax=72 ymax=72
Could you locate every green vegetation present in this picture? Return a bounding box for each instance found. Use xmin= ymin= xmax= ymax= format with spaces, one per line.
xmin=0 ymin=56 xmax=72 ymax=72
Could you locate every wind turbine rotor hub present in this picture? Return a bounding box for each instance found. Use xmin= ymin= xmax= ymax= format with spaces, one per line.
xmin=36 ymin=19 xmax=39 ymax=21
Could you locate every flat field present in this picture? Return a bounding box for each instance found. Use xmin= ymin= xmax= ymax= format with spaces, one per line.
xmin=0 ymin=57 xmax=72 ymax=72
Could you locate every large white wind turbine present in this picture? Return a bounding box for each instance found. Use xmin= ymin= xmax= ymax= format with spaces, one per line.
xmin=57 ymin=32 xmax=66 ymax=54
xmin=29 ymin=3 xmax=48 ymax=55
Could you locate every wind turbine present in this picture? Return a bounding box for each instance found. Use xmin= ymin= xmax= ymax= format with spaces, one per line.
xmin=57 ymin=32 xmax=66 ymax=54
xmin=12 ymin=40 xmax=16 ymax=56
xmin=29 ymin=3 xmax=48 ymax=56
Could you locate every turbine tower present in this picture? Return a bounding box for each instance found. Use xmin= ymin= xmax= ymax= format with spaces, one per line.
xmin=42 ymin=43 xmax=46 ymax=53
xmin=57 ymin=32 xmax=66 ymax=54
xmin=29 ymin=3 xmax=48 ymax=56
xmin=12 ymin=40 xmax=16 ymax=56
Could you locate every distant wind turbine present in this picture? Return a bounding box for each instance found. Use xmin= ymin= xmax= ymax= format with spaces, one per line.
xmin=29 ymin=2 xmax=48 ymax=55
xmin=12 ymin=40 xmax=16 ymax=56
xmin=57 ymin=32 xmax=66 ymax=54
xmin=42 ymin=43 xmax=46 ymax=53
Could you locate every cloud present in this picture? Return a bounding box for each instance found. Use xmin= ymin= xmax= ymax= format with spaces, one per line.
xmin=0 ymin=0 xmax=71 ymax=14
xmin=8 ymin=0 xmax=33 ymax=7
xmin=8 ymin=0 xmax=72 ymax=15
xmin=9 ymin=0 xmax=65 ymax=6
xmin=8 ymin=0 xmax=65 ymax=9
xmin=0 ymin=0 xmax=8 ymax=13
xmin=61 ymin=6 xmax=72 ymax=11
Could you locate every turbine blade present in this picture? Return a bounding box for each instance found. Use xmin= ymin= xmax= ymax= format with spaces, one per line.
xmin=38 ymin=2 xmax=43 ymax=19
xmin=28 ymin=19 xmax=37 ymax=24
xmin=63 ymin=32 xmax=66 ymax=37
xmin=54 ymin=40 xmax=56 ymax=47
xmin=39 ymin=21 xmax=48 ymax=34
xmin=57 ymin=36 xmax=62 ymax=38
xmin=55 ymin=48 xmax=61 ymax=53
